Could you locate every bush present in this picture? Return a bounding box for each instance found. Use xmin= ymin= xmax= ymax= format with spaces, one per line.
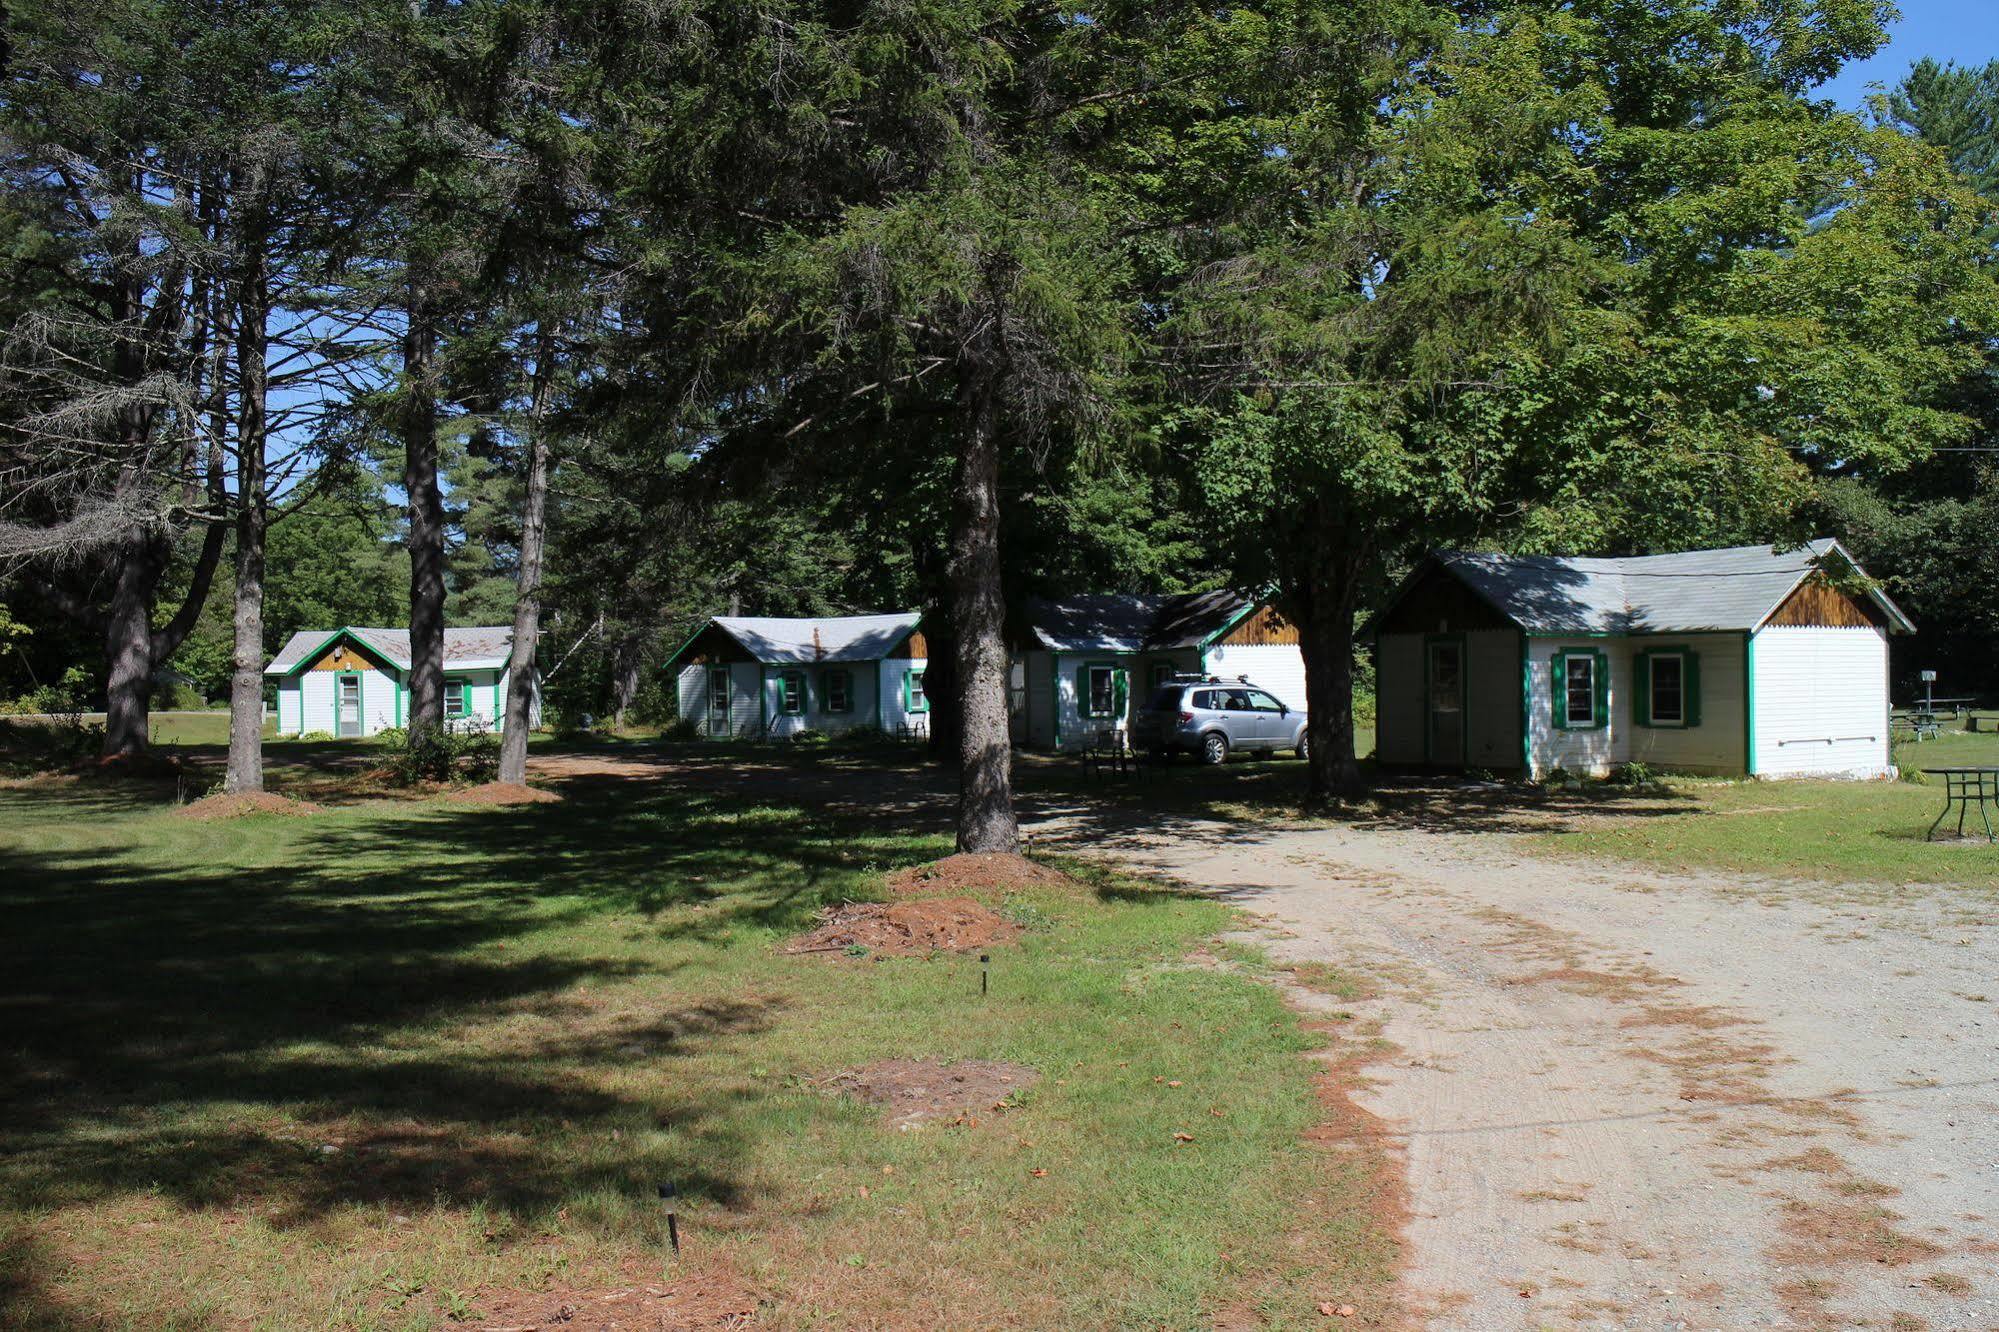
xmin=662 ymin=716 xmax=702 ymax=742
xmin=2 ymin=665 xmax=92 ymax=718
xmin=296 ymin=730 xmax=336 ymax=742
xmin=1610 ymin=761 xmax=1655 ymax=787
xmin=380 ymin=722 xmax=499 ymax=785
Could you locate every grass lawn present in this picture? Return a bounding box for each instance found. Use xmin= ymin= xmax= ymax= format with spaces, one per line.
xmin=1530 ymin=724 xmax=1999 ymax=891
xmin=0 ymin=754 xmax=1396 ymax=1330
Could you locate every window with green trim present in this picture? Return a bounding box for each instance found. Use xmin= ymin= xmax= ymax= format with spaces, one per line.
xmin=904 ymin=669 xmax=927 ymax=713
xmin=824 ymin=668 xmax=852 ymax=713
xmin=444 ymin=678 xmax=468 ymax=720
xmin=1081 ymin=663 xmax=1124 ymax=718
xmin=1148 ymin=661 xmax=1174 ymax=695
xmin=1634 ymin=649 xmax=1700 ymax=728
xmin=1552 ymin=650 xmax=1608 ymax=730
xmin=779 ymin=670 xmax=806 ymax=715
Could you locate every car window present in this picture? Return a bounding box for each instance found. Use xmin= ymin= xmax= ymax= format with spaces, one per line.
xmin=1221 ymin=689 xmax=1252 ymax=711
xmin=1191 ymin=690 xmax=1216 ymax=710
xmin=1247 ymin=690 xmax=1285 ymax=713
xmin=1145 ymin=686 xmax=1182 ymax=710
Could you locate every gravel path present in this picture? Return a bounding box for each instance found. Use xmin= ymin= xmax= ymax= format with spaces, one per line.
xmin=1042 ymin=813 xmax=1999 ymax=1331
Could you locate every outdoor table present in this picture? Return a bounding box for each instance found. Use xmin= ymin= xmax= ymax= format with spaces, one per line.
xmin=1923 ymin=768 xmax=1999 ymax=843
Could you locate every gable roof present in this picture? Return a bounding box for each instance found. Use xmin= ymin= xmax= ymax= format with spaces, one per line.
xmin=1413 ymin=539 xmax=1913 ymax=636
xmin=693 ymin=612 xmax=923 ymax=666
xmin=1023 ymin=590 xmax=1254 ymax=653
xmin=264 ymin=626 xmax=517 ymax=676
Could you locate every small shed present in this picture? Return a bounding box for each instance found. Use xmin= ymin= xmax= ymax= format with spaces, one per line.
xmin=263 ymin=626 xmax=534 ymax=738
xmin=665 ymin=613 xmax=929 ymax=739
xmin=1013 ymin=592 xmax=1304 ymax=750
xmin=1373 ymin=540 xmax=1914 ymax=779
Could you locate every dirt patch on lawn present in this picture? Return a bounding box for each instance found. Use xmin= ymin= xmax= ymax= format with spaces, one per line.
xmin=884 ymin=852 xmax=1071 ymax=899
xmin=470 ymin=1264 xmax=761 ymax=1329
xmin=822 ymin=1058 xmax=1038 ymax=1128
xmin=786 ymin=898 xmax=1021 ymax=957
xmin=173 ymin=791 xmax=323 ymax=820
xmin=448 ymin=780 xmax=563 ymax=805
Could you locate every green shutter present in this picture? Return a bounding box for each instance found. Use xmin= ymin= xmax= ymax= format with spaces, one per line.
xmin=1113 ymin=668 xmax=1129 ymax=716
xmin=1077 ymin=664 xmax=1093 ymax=716
xmin=1633 ymin=653 xmax=1652 ymax=728
xmin=1684 ymin=651 xmax=1701 ymax=728
xmin=461 ymin=679 xmax=471 ymax=719
xmin=1592 ymin=650 xmax=1609 ymax=729
xmin=901 ymin=670 xmax=911 ymax=710
xmin=1550 ymin=652 xmax=1567 ymax=729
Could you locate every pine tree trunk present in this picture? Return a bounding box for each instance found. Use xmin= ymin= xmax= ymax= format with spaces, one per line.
xmin=225 ymin=221 xmax=270 ymax=794
xmin=611 ymin=633 xmax=643 ymax=727
xmin=1297 ymin=532 xmax=1367 ymax=803
xmin=499 ymin=333 xmax=556 ymax=785
xmin=102 ymin=530 xmax=165 ymax=759
xmin=948 ymin=359 xmax=1017 ymax=853
xmin=403 ymin=276 xmax=445 ymax=735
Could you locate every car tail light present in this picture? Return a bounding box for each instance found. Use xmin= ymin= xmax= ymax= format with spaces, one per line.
xmin=1178 ymin=711 xmax=1194 ymax=723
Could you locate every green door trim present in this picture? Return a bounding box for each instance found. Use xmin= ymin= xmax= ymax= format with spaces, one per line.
xmin=1743 ymin=631 xmax=1757 ymax=777
xmin=334 ymin=670 xmax=364 ymax=738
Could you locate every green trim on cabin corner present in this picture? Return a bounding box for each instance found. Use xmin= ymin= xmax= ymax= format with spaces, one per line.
xmin=1742 ymin=631 xmax=1756 ymax=777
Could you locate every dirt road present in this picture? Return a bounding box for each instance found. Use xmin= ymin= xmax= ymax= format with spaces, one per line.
xmin=1047 ymin=813 xmax=1999 ymax=1330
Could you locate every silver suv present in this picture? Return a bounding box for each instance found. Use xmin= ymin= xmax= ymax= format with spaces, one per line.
xmin=1132 ymin=675 xmax=1309 ymax=764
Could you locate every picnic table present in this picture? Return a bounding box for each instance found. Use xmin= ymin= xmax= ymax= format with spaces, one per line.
xmin=1923 ymin=768 xmax=1999 ymax=843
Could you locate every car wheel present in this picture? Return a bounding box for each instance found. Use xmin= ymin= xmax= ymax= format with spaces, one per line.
xmin=1200 ymin=731 xmax=1229 ymax=765
xmin=1295 ymin=731 xmax=1310 ymax=761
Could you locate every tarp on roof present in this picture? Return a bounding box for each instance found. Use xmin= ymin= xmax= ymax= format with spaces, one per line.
xmin=709 ymin=612 xmax=921 ymax=664
xmin=1024 ymin=591 xmax=1253 ymax=653
xmin=264 ymin=626 xmax=516 ymax=675
xmin=1431 ymin=539 xmax=1913 ymax=635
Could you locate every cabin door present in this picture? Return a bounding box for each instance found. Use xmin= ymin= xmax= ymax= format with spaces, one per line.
xmin=1425 ymin=640 xmax=1465 ymax=766
xmin=336 ymin=672 xmax=363 ymax=738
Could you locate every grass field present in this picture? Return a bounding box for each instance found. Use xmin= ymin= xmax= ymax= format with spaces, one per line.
xmin=0 ymin=756 xmax=1395 ymax=1330
xmin=1532 ymin=724 xmax=1999 ymax=890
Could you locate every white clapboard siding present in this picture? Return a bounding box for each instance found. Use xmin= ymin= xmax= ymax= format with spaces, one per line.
xmin=878 ymin=659 xmax=930 ymax=734
xmin=1621 ymin=632 xmax=1747 ymax=776
xmin=1751 ymin=626 xmax=1891 ymax=779
xmin=1525 ymin=638 xmax=1626 ymax=777
xmin=1204 ymin=644 xmax=1308 ymax=715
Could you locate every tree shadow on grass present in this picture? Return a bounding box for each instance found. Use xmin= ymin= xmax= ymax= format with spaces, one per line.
xmin=0 ymin=769 xmax=946 ymax=1258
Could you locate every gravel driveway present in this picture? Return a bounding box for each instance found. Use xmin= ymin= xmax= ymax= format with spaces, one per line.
xmin=1044 ymin=812 xmax=1999 ymax=1330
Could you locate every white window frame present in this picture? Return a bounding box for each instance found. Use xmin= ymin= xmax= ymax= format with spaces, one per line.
xmin=824 ymin=668 xmax=852 ymax=714
xmin=1561 ymin=651 xmax=1596 ymax=730
xmin=779 ymin=670 xmax=806 ymax=716
xmin=443 ymin=678 xmax=467 ymax=720
xmin=1084 ymin=664 xmax=1117 ymax=718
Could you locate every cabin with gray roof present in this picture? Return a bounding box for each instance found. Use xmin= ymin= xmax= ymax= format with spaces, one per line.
xmin=664 ymin=613 xmax=929 ymax=738
xmin=1373 ymin=540 xmax=1913 ymax=780
xmin=263 ymin=626 xmax=537 ymax=737
xmin=1013 ymin=591 xmax=1304 ymax=750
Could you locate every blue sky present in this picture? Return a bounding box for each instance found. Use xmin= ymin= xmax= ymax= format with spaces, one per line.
xmin=1816 ymin=0 xmax=1999 ymax=108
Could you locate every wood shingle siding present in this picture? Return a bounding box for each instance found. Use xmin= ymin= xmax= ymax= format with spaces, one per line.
xmin=1764 ymin=577 xmax=1890 ymax=630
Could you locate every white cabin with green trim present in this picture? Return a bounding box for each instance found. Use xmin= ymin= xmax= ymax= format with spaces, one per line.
xmin=263 ymin=626 xmax=535 ymax=738
xmin=665 ymin=613 xmax=930 ymax=739
xmin=1014 ymin=592 xmax=1306 ymax=751
xmin=1372 ymin=541 xmax=1914 ymax=780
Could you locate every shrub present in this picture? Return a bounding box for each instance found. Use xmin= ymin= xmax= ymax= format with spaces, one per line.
xmin=662 ymin=716 xmax=702 ymax=741
xmin=380 ymin=722 xmax=499 ymax=785
xmin=296 ymin=730 xmax=336 ymax=742
xmin=1610 ymin=761 xmax=1655 ymax=787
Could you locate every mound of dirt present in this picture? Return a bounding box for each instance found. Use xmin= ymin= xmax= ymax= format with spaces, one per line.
xmin=786 ymin=897 xmax=1021 ymax=957
xmin=174 ymin=791 xmax=322 ymax=820
xmin=471 ymin=1266 xmax=759 ymax=1329
xmin=824 ymin=1058 xmax=1039 ymax=1128
xmin=884 ymin=852 xmax=1072 ymax=898
xmin=448 ymin=781 xmax=562 ymax=805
